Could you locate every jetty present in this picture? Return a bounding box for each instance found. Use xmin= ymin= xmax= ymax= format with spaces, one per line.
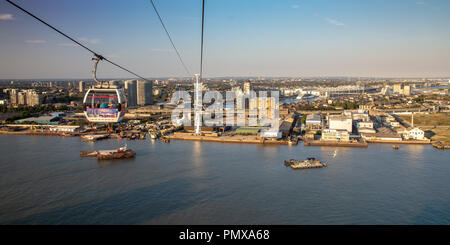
xmin=432 ymin=141 xmax=450 ymax=150
xmin=304 ymin=140 xmax=368 ymax=148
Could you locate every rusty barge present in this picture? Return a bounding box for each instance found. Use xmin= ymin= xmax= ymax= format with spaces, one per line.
xmin=80 ymin=145 xmax=135 ymax=160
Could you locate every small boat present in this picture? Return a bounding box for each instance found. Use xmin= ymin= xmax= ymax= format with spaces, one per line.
xmin=284 ymin=157 xmax=327 ymax=169
xmin=392 ymin=145 xmax=400 ymax=150
xmin=60 ymin=132 xmax=77 ymax=137
xmin=81 ymin=134 xmax=109 ymax=142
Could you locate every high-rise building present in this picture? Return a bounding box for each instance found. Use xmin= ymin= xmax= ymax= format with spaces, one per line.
xmin=9 ymin=89 xmax=18 ymax=105
xmin=403 ymin=85 xmax=411 ymax=96
xmin=243 ymin=81 xmax=252 ymax=94
xmin=26 ymin=90 xmax=42 ymax=106
xmin=124 ymin=80 xmax=131 ymax=90
xmin=126 ymin=80 xmax=137 ymax=108
xmin=393 ymin=84 xmax=402 ymax=94
xmin=79 ymin=81 xmax=85 ymax=93
xmin=232 ymin=86 xmax=243 ymax=96
xmin=17 ymin=92 xmax=27 ymax=105
xmin=109 ymin=80 xmax=120 ymax=88
xmin=381 ymin=86 xmax=389 ymax=95
xmin=137 ymin=80 xmax=153 ymax=106
xmin=10 ymin=89 xmax=42 ymax=106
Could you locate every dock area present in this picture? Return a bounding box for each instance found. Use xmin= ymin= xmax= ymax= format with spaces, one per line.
xmin=365 ymin=139 xmax=431 ymax=145
xmin=0 ymin=130 xmax=78 ymax=137
xmin=432 ymin=141 xmax=450 ymax=150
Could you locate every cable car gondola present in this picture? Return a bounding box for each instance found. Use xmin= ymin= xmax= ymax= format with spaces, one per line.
xmin=83 ymin=57 xmax=127 ymax=123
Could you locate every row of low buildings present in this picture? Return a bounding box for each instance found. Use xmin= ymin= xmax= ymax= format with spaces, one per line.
xmin=304 ymin=110 xmax=427 ymax=142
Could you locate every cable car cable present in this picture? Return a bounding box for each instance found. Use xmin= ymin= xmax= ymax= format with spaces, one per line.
xmin=5 ymin=0 xmax=150 ymax=82
xmin=149 ymin=0 xmax=192 ymax=77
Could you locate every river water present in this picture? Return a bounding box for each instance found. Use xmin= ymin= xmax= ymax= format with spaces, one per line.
xmin=0 ymin=135 xmax=449 ymax=225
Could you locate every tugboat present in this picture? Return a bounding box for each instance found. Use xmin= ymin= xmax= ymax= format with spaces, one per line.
xmin=284 ymin=157 xmax=327 ymax=169
xmin=392 ymin=145 xmax=400 ymax=150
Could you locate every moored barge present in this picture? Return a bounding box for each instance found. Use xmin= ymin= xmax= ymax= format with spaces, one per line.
xmin=80 ymin=145 xmax=135 ymax=160
xmin=284 ymin=157 xmax=327 ymax=169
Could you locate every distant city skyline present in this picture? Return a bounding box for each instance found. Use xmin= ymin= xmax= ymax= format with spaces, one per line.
xmin=1 ymin=0 xmax=450 ymax=79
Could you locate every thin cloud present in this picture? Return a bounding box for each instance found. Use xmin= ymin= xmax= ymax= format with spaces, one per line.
xmin=291 ymin=4 xmax=300 ymax=9
xmin=78 ymin=37 xmax=102 ymax=44
xmin=416 ymin=1 xmax=427 ymax=5
xmin=89 ymin=38 xmax=101 ymax=44
xmin=107 ymin=54 xmax=120 ymax=58
xmin=57 ymin=43 xmax=77 ymax=47
xmin=151 ymin=48 xmax=175 ymax=53
xmin=0 ymin=14 xmax=14 ymax=20
xmin=25 ymin=40 xmax=47 ymax=44
xmin=325 ymin=18 xmax=346 ymax=27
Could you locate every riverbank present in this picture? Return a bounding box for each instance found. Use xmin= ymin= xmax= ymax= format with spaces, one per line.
xmin=365 ymin=139 xmax=431 ymax=145
xmin=1 ymin=128 xmax=446 ymax=149
xmin=166 ymin=134 xmax=297 ymax=145
xmin=0 ymin=130 xmax=77 ymax=136
xmin=304 ymin=140 xmax=368 ymax=148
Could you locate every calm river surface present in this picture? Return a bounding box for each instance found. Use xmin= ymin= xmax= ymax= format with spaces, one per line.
xmin=0 ymin=135 xmax=449 ymax=225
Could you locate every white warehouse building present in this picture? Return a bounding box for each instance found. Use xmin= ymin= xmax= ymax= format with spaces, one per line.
xmin=329 ymin=116 xmax=353 ymax=133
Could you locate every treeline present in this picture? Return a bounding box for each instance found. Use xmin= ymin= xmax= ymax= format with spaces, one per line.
xmin=43 ymin=95 xmax=81 ymax=104
xmin=332 ymin=102 xmax=359 ymax=110
xmin=0 ymin=104 xmax=77 ymax=114
xmin=296 ymin=105 xmax=336 ymax=111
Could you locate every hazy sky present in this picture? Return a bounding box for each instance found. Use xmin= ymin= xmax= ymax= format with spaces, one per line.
xmin=1 ymin=0 xmax=449 ymax=79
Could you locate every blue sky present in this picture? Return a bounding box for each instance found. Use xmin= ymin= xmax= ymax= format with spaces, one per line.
xmin=0 ymin=0 xmax=449 ymax=79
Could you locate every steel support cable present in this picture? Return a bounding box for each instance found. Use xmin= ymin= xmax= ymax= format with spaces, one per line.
xmin=5 ymin=0 xmax=150 ymax=82
xmin=150 ymin=0 xmax=192 ymax=77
